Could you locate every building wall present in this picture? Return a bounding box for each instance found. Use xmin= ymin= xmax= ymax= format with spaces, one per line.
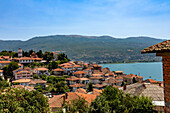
xmin=162 ymin=56 xmax=170 ymax=113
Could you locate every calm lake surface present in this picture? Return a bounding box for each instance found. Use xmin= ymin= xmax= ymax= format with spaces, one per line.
xmin=100 ymin=62 xmax=163 ymax=81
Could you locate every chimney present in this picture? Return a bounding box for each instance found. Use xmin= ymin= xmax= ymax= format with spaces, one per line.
xmin=123 ymin=85 xmax=126 ymax=90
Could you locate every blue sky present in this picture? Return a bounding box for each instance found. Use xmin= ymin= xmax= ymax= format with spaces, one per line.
xmin=0 ymin=0 xmax=170 ymax=40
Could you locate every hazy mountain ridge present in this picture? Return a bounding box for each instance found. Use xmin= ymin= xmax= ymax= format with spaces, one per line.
xmin=0 ymin=35 xmax=165 ymax=63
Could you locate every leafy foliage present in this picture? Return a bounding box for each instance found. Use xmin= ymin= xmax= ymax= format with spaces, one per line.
xmin=0 ymin=88 xmax=50 ymax=113
xmin=43 ymin=51 xmax=54 ymax=62
xmin=2 ymin=61 xmax=19 ymax=80
xmin=0 ymin=80 xmax=9 ymax=90
xmin=88 ymin=86 xmax=155 ymax=113
xmin=64 ymin=97 xmax=88 ymax=113
xmin=87 ymin=83 xmax=93 ymax=92
xmin=48 ymin=61 xmax=58 ymax=70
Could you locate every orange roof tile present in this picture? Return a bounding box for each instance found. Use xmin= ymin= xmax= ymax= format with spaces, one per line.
xmin=69 ymin=83 xmax=86 ymax=88
xmin=0 ymin=70 xmax=3 ymax=73
xmin=141 ymin=40 xmax=170 ymax=53
xmin=0 ymin=61 xmax=11 ymax=64
xmin=73 ymin=71 xmax=86 ymax=75
xmin=49 ymin=94 xmax=65 ymax=108
xmin=89 ymin=77 xmax=103 ymax=80
xmin=124 ymin=74 xmax=137 ymax=78
xmin=79 ymin=78 xmax=89 ymax=81
xmin=52 ymin=68 xmax=64 ymax=72
xmin=75 ymin=92 xmax=96 ymax=105
xmin=34 ymin=67 xmax=48 ymax=71
xmin=93 ymin=88 xmax=102 ymax=96
xmin=93 ymin=64 xmax=102 ymax=68
xmin=116 ymin=76 xmax=123 ymax=79
xmin=91 ymin=73 xmax=103 ymax=77
xmin=115 ymin=71 xmax=123 ymax=74
xmin=29 ymin=79 xmax=47 ymax=84
xmin=66 ymin=76 xmax=79 ymax=81
xmin=74 ymin=65 xmax=82 ymax=68
xmin=49 ymin=92 xmax=96 ymax=108
xmin=15 ymin=70 xmax=31 ymax=75
xmin=75 ymin=88 xmax=87 ymax=94
xmin=12 ymin=79 xmax=31 ymax=83
xmin=93 ymin=84 xmax=107 ymax=88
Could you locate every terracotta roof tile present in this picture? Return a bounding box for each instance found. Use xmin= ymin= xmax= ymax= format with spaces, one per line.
xmin=52 ymin=68 xmax=64 ymax=72
xmin=0 ymin=61 xmax=11 ymax=64
xmin=75 ymin=88 xmax=87 ymax=94
xmin=66 ymin=76 xmax=79 ymax=81
xmin=34 ymin=68 xmax=48 ymax=71
xmin=12 ymin=79 xmax=31 ymax=83
xmin=89 ymin=77 xmax=103 ymax=80
xmin=69 ymin=83 xmax=86 ymax=88
xmin=93 ymin=84 xmax=107 ymax=88
xmin=93 ymin=88 xmax=102 ymax=96
xmin=73 ymin=71 xmax=86 ymax=75
xmin=141 ymin=40 xmax=170 ymax=53
xmin=0 ymin=70 xmax=3 ymax=73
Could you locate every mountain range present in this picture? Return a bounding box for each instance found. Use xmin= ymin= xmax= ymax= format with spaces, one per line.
xmin=0 ymin=35 xmax=165 ymax=63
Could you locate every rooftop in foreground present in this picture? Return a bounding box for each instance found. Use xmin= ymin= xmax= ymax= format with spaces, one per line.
xmin=141 ymin=40 xmax=170 ymax=53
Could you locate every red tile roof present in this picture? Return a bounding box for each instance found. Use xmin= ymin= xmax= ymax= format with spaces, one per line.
xmin=0 ymin=61 xmax=11 ymax=64
xmin=141 ymin=40 xmax=170 ymax=53
xmin=79 ymin=78 xmax=89 ymax=81
xmin=124 ymin=74 xmax=137 ymax=78
xmin=93 ymin=88 xmax=102 ymax=96
xmin=0 ymin=70 xmax=3 ymax=73
xmin=73 ymin=71 xmax=86 ymax=75
xmin=93 ymin=84 xmax=107 ymax=88
xmin=52 ymin=68 xmax=64 ymax=72
xmin=12 ymin=79 xmax=31 ymax=83
xmin=66 ymin=76 xmax=79 ymax=81
xmin=29 ymin=79 xmax=47 ymax=85
xmin=89 ymin=77 xmax=103 ymax=80
xmin=69 ymin=83 xmax=86 ymax=88
xmin=34 ymin=67 xmax=48 ymax=71
xmin=49 ymin=92 xmax=96 ymax=108
xmin=75 ymin=88 xmax=87 ymax=94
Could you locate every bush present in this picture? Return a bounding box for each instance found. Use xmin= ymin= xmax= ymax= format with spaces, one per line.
xmin=0 ymin=88 xmax=50 ymax=112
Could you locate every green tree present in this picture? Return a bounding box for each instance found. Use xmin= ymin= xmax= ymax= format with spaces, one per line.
xmin=29 ymin=49 xmax=34 ymax=56
xmin=36 ymin=50 xmax=43 ymax=58
xmin=33 ymin=74 xmax=40 ymax=79
xmin=89 ymin=86 xmax=155 ymax=113
xmin=53 ymin=81 xmax=69 ymax=93
xmin=0 ymin=80 xmax=9 ymax=90
xmin=0 ymin=88 xmax=50 ymax=113
xmin=43 ymin=51 xmax=54 ymax=62
xmin=57 ymin=53 xmax=70 ymax=63
xmin=48 ymin=61 xmax=58 ymax=70
xmin=64 ymin=97 xmax=88 ymax=113
xmin=87 ymin=83 xmax=93 ymax=92
xmin=22 ymin=51 xmax=29 ymax=57
xmin=2 ymin=61 xmax=19 ymax=79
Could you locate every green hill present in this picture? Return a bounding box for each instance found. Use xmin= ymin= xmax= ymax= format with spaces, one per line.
xmin=0 ymin=35 xmax=164 ymax=63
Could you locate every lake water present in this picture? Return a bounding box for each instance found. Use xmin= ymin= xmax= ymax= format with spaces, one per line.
xmin=100 ymin=62 xmax=163 ymax=81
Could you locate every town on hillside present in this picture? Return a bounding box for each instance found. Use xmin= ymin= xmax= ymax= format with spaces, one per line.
xmin=0 ymin=48 xmax=164 ymax=112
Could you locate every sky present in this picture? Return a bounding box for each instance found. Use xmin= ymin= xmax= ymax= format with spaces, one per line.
xmin=0 ymin=0 xmax=170 ymax=40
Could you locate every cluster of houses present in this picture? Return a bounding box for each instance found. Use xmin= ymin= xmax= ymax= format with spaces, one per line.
xmin=0 ymin=48 xmax=165 ymax=112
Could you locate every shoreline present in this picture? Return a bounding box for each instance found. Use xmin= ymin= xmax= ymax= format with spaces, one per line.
xmin=99 ymin=61 xmax=162 ymax=65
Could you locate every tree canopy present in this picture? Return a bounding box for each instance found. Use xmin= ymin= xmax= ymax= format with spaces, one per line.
xmin=2 ymin=61 xmax=19 ymax=80
xmin=88 ymin=86 xmax=155 ymax=113
xmin=0 ymin=88 xmax=50 ymax=113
